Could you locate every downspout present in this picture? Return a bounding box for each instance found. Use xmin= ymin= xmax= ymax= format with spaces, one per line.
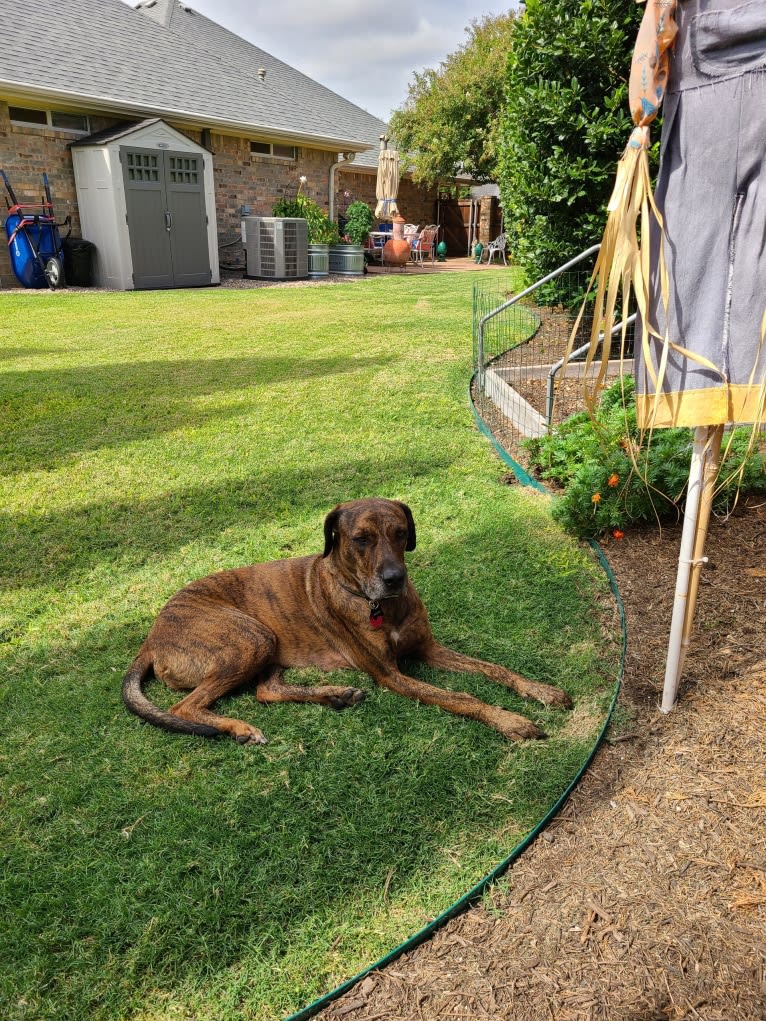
xmin=329 ymin=152 xmax=356 ymax=223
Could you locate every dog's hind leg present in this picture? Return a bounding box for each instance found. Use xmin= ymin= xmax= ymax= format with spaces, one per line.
xmin=152 ymin=607 xmax=277 ymax=745
xmin=415 ymin=640 xmax=573 ymax=709
xmin=256 ymin=667 xmax=366 ymax=710
xmin=167 ymin=674 xmax=269 ymax=745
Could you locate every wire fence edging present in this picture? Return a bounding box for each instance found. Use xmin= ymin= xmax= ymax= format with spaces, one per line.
xmin=281 ymin=391 xmax=627 ymax=1021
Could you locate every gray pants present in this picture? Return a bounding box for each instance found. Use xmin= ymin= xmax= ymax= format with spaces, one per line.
xmin=637 ymin=0 xmax=766 ymax=427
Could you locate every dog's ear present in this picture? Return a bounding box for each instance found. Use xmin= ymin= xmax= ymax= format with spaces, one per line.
xmin=395 ymin=501 xmax=417 ymax=551
xmin=323 ymin=506 xmax=342 ymax=557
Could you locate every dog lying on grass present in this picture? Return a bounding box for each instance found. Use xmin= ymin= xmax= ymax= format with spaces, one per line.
xmin=123 ymin=498 xmax=572 ymax=744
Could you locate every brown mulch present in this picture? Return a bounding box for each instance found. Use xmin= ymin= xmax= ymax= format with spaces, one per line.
xmin=320 ymin=498 xmax=766 ymax=1020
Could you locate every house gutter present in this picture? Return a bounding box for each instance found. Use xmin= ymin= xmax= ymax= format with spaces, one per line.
xmin=329 ymin=152 xmax=356 ymax=222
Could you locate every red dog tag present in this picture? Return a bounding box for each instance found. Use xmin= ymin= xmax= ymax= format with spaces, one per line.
xmin=369 ymin=604 xmax=384 ymax=629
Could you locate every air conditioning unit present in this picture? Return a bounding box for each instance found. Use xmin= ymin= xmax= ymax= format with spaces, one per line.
xmin=242 ymin=216 xmax=308 ymax=280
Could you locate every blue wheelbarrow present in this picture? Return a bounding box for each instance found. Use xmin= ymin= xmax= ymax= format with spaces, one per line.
xmin=2 ymin=170 xmax=70 ymax=289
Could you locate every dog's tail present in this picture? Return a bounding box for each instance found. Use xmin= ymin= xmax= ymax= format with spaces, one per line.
xmin=122 ymin=654 xmax=221 ymax=739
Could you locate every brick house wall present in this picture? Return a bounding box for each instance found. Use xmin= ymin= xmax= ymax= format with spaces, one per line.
xmin=335 ymin=168 xmax=438 ymax=232
xmin=0 ymin=101 xmax=93 ymax=287
xmin=0 ymin=100 xmax=441 ymax=287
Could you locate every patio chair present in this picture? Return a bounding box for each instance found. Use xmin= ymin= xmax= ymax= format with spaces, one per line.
xmin=483 ymin=233 xmax=507 ymax=265
xmin=365 ymin=223 xmax=392 ymax=263
xmin=403 ymin=223 xmax=420 ymax=239
xmin=411 ymin=224 xmax=439 ymax=265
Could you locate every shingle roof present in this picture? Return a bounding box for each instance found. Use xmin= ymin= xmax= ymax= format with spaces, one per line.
xmin=0 ymin=0 xmax=391 ymax=160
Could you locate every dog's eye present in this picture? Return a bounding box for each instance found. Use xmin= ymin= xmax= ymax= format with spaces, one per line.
xmin=395 ymin=529 xmax=408 ymax=543
xmin=352 ymin=534 xmax=369 ymax=547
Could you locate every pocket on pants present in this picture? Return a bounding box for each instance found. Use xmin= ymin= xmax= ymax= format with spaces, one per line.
xmin=692 ymin=1 xmax=766 ymax=78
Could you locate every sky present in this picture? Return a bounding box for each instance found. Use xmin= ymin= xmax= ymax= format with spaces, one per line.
xmin=121 ymin=1 xmax=518 ymax=122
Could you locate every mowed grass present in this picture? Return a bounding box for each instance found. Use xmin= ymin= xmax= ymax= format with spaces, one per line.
xmin=0 ymin=271 xmax=618 ymax=1021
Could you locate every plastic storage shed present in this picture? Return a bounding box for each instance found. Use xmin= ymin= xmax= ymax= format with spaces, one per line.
xmin=70 ymin=118 xmax=219 ymax=290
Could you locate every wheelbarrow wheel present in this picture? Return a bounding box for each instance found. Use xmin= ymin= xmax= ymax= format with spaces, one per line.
xmin=44 ymin=256 xmax=63 ymax=290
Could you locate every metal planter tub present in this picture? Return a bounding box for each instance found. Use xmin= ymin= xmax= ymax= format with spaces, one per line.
xmin=328 ymin=244 xmax=364 ymax=276
xmin=307 ymin=243 xmax=330 ymax=278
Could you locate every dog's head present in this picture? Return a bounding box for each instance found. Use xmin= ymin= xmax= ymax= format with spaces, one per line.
xmin=323 ymin=498 xmax=416 ymax=601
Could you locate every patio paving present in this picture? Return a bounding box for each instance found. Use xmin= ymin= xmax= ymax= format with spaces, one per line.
xmin=366 ymin=254 xmax=504 ymax=275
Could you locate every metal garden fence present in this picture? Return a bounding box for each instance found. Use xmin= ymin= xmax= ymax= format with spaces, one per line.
xmin=471 ymin=246 xmax=635 ymax=446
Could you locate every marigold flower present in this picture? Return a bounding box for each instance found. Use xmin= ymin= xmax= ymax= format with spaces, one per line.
xmin=612 ymin=528 xmax=625 ymax=540
xmin=591 ymin=492 xmax=602 ymax=505
xmin=607 ymin=473 xmax=620 ymax=488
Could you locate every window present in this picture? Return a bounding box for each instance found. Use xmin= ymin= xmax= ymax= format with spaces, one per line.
xmin=50 ymin=111 xmax=88 ymax=132
xmin=9 ymin=106 xmax=89 ymax=133
xmin=9 ymin=106 xmax=47 ymax=125
xmin=250 ymin=140 xmax=297 ymax=160
xmin=126 ymin=152 xmax=159 ymax=182
xmin=168 ymin=155 xmax=200 ymax=184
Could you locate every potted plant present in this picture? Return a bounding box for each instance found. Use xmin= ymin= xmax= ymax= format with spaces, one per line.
xmin=329 ymin=200 xmax=373 ymax=276
xmin=305 ymin=214 xmax=339 ymax=278
xmin=273 ymin=181 xmax=338 ymax=278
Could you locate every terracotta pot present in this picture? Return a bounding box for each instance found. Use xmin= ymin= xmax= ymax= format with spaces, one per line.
xmin=382 ymin=237 xmax=411 ymax=267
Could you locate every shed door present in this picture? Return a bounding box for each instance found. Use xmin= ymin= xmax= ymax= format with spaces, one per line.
xmin=122 ymin=147 xmax=211 ymax=289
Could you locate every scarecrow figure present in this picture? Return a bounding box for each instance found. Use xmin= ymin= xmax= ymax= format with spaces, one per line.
xmin=579 ymin=0 xmax=766 ymax=709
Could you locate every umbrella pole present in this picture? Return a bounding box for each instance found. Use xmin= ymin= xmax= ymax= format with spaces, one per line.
xmin=660 ymin=424 xmax=724 ymax=713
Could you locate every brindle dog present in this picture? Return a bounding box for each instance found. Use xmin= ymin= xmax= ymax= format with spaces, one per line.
xmin=123 ymin=498 xmax=572 ymax=744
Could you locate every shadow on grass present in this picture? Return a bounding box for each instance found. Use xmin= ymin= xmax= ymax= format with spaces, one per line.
xmin=0 ymin=346 xmax=65 ymax=362
xmin=0 ymin=351 xmax=396 ymax=474
xmin=1 ymin=520 xmax=614 ymax=1020
xmin=2 ymin=448 xmax=453 ymax=593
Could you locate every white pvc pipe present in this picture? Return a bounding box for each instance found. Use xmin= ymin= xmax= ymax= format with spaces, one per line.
xmin=660 ymin=425 xmax=710 ymax=713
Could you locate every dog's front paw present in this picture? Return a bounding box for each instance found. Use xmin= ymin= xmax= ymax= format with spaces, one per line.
xmin=327 ymin=687 xmax=366 ymax=710
xmin=491 ymin=708 xmax=546 ymax=742
xmin=519 ymin=679 xmax=573 ymax=710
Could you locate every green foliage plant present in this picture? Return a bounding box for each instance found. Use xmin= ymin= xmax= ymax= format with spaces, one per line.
xmin=390 ymin=11 xmax=517 ymax=186
xmin=342 ymin=200 xmax=375 ymax=245
xmin=523 ymin=376 xmax=766 ymax=538
xmin=272 ymin=191 xmax=339 ymax=245
xmin=498 ymin=0 xmax=644 ymax=283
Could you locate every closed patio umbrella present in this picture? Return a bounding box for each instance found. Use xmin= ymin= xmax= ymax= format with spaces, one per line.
xmin=375 ymin=142 xmax=400 ymax=220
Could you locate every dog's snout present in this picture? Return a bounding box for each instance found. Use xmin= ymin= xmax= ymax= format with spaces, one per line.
xmin=381 ymin=564 xmax=406 ymax=590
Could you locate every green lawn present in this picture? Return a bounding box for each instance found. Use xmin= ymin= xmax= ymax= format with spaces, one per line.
xmin=1 ymin=271 xmax=619 ymax=1021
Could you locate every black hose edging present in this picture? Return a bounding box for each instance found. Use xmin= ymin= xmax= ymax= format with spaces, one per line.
xmin=282 ymin=389 xmax=627 ymax=1021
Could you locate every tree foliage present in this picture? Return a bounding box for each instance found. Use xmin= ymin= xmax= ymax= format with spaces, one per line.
xmin=498 ymin=0 xmax=643 ymax=281
xmin=390 ymin=11 xmax=517 ymax=186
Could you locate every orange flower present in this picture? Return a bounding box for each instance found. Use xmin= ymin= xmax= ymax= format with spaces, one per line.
xmin=612 ymin=529 xmax=625 ymax=540
xmin=607 ymin=473 xmax=620 ymax=488
xmin=591 ymin=492 xmax=602 ymax=505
